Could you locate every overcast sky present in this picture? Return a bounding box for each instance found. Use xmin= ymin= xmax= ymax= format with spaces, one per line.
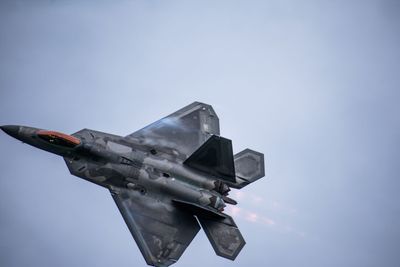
xmin=1 ymin=1 xmax=399 ymax=267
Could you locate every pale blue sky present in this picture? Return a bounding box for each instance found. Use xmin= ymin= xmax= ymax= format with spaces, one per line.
xmin=1 ymin=1 xmax=399 ymax=267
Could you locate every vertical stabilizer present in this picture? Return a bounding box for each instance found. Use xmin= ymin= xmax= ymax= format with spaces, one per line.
xmin=183 ymin=135 xmax=236 ymax=182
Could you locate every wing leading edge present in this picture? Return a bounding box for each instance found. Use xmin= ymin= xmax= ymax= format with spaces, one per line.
xmin=126 ymin=102 xmax=220 ymax=159
xmin=111 ymin=187 xmax=200 ymax=267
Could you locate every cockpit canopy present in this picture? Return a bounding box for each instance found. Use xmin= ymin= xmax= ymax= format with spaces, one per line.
xmin=37 ymin=130 xmax=81 ymax=148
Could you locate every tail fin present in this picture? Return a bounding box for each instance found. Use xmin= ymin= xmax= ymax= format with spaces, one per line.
xmin=172 ymin=198 xmax=246 ymax=260
xmin=183 ymin=136 xmax=265 ymax=188
xmin=230 ymin=149 xmax=265 ymax=189
xmin=197 ymin=215 xmax=245 ymax=260
xmin=183 ymin=135 xmax=236 ymax=183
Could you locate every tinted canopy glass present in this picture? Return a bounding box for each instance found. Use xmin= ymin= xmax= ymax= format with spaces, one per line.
xmin=37 ymin=130 xmax=81 ymax=148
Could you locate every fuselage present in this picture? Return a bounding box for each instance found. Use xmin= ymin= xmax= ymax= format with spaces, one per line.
xmin=1 ymin=125 xmax=229 ymax=212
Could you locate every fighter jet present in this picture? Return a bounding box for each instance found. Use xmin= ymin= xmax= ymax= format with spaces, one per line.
xmin=1 ymin=102 xmax=265 ymax=267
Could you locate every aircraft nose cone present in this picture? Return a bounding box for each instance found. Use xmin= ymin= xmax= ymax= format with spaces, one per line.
xmin=1 ymin=125 xmax=20 ymax=138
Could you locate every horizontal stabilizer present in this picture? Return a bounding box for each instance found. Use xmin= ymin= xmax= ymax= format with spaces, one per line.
xmin=198 ymin=215 xmax=245 ymax=260
xmin=183 ymin=135 xmax=236 ymax=182
xmin=230 ymin=149 xmax=265 ymax=189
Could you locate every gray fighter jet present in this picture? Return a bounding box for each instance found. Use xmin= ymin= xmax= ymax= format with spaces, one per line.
xmin=1 ymin=102 xmax=265 ymax=267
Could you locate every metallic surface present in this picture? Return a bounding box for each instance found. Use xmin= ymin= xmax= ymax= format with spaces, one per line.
xmin=0 ymin=102 xmax=265 ymax=267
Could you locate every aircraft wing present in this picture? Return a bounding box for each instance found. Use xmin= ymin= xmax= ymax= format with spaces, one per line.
xmin=126 ymin=102 xmax=220 ymax=159
xmin=110 ymin=187 xmax=200 ymax=267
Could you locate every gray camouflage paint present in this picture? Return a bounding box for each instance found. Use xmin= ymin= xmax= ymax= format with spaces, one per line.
xmin=0 ymin=102 xmax=265 ymax=267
